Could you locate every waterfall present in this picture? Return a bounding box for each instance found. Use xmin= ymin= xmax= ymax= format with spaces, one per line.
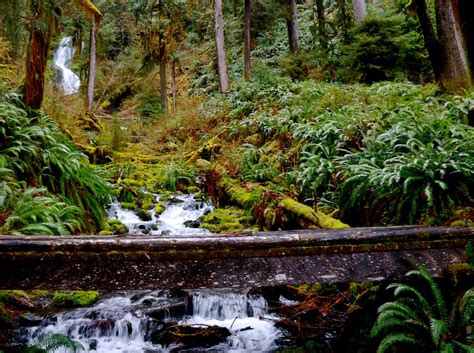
xmin=106 ymin=194 xmax=214 ymax=236
xmin=53 ymin=37 xmax=81 ymax=95
xmin=25 ymin=290 xmax=282 ymax=352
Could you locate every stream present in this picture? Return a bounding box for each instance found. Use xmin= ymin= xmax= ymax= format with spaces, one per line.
xmin=25 ymin=290 xmax=282 ymax=352
xmin=19 ymin=194 xmax=286 ymax=352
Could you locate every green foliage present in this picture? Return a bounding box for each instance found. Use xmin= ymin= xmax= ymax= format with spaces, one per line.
xmin=0 ymin=94 xmax=111 ymax=234
xmin=343 ymin=16 xmax=430 ymax=82
xmin=371 ymin=266 xmax=474 ymax=353
xmin=52 ymin=291 xmax=99 ymax=307
xmin=24 ymin=334 xmax=83 ymax=353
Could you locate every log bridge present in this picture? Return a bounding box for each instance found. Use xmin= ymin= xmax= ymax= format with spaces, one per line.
xmin=0 ymin=226 xmax=472 ymax=290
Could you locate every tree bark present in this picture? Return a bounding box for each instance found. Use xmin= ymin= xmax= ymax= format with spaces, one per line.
xmin=315 ymin=0 xmax=327 ymax=46
xmin=214 ymin=0 xmax=229 ymax=94
xmin=458 ymin=0 xmax=474 ymax=75
xmin=244 ymin=0 xmax=252 ymax=80
xmin=285 ymin=0 xmax=300 ymax=54
xmin=23 ymin=0 xmax=58 ymax=110
xmin=23 ymin=27 xmax=50 ymax=110
xmin=86 ymin=16 xmax=97 ymax=113
xmin=351 ymin=0 xmax=367 ymax=24
xmin=171 ymin=60 xmax=177 ymax=112
xmin=411 ymin=0 xmax=443 ymax=81
xmin=159 ymin=35 xmax=168 ymax=115
xmin=435 ymin=0 xmax=471 ymax=92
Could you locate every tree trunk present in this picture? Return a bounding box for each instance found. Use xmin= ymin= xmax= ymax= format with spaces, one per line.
xmin=244 ymin=0 xmax=252 ymax=80
xmin=458 ymin=0 xmax=474 ymax=75
xmin=286 ymin=0 xmax=300 ymax=54
xmin=315 ymin=0 xmax=327 ymax=47
xmin=214 ymin=0 xmax=229 ymax=94
xmin=159 ymin=35 xmax=168 ymax=115
xmin=411 ymin=0 xmax=443 ymax=81
xmin=351 ymin=0 xmax=367 ymax=24
xmin=86 ymin=16 xmax=97 ymax=113
xmin=171 ymin=60 xmax=177 ymax=112
xmin=23 ymin=27 xmax=50 ymax=110
xmin=435 ymin=0 xmax=471 ymax=92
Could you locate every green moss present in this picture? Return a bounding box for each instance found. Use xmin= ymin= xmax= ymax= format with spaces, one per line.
xmin=200 ymin=208 xmax=250 ymax=233
xmin=136 ymin=208 xmax=152 ymax=221
xmin=106 ymin=220 xmax=129 ymax=235
xmin=113 ymin=224 xmax=129 ymax=235
xmin=446 ymin=262 xmax=473 ymax=286
xmin=154 ymin=203 xmax=166 ymax=215
xmin=142 ymin=202 xmax=153 ymax=210
xmin=99 ymin=230 xmax=115 ymax=236
xmin=120 ymin=202 xmax=136 ymax=210
xmin=53 ymin=291 xmax=99 ymax=308
xmin=159 ymin=194 xmax=172 ymax=202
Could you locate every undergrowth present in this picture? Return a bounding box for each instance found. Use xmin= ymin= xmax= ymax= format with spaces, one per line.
xmin=0 ymin=94 xmax=111 ymax=234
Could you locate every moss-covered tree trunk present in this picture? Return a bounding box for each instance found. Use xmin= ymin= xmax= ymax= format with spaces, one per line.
xmin=159 ymin=34 xmax=168 ymax=115
xmin=435 ymin=0 xmax=471 ymax=92
xmin=315 ymin=0 xmax=327 ymax=48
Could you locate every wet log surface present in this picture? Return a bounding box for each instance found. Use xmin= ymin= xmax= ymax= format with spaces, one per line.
xmin=0 ymin=226 xmax=472 ymax=290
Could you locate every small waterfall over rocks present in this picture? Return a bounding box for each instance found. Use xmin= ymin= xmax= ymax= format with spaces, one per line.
xmin=106 ymin=194 xmax=214 ymax=236
xmin=53 ymin=36 xmax=81 ymax=95
xmin=25 ymin=290 xmax=282 ymax=352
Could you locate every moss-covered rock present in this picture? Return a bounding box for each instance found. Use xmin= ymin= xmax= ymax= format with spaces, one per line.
xmin=99 ymin=230 xmax=115 ymax=236
xmin=107 ymin=220 xmax=129 ymax=235
xmin=200 ymin=208 xmax=249 ymax=233
xmin=120 ymin=202 xmax=136 ymax=210
xmin=154 ymin=203 xmax=166 ymax=215
xmin=53 ymin=291 xmax=99 ymax=308
xmin=136 ymin=208 xmax=152 ymax=221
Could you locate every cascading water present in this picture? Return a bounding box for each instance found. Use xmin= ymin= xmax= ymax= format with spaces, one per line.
xmin=106 ymin=194 xmax=214 ymax=236
xmin=26 ymin=290 xmax=282 ymax=352
xmin=23 ymin=195 xmax=284 ymax=351
xmin=53 ymin=37 xmax=81 ymax=95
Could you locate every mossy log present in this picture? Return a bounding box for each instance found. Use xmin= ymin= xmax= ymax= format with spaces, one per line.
xmin=280 ymin=198 xmax=349 ymax=229
xmin=219 ymin=176 xmax=349 ymax=229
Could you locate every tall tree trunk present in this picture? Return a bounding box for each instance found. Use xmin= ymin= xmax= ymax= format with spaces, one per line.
xmin=351 ymin=0 xmax=367 ymax=24
xmin=244 ymin=0 xmax=252 ymax=80
xmin=315 ymin=0 xmax=327 ymax=48
xmin=435 ymin=0 xmax=471 ymax=92
xmin=411 ymin=0 xmax=443 ymax=81
xmin=171 ymin=60 xmax=177 ymax=112
xmin=23 ymin=28 xmax=50 ymax=110
xmin=214 ymin=0 xmax=229 ymax=94
xmin=86 ymin=16 xmax=97 ymax=113
xmin=458 ymin=0 xmax=474 ymax=75
xmin=286 ymin=0 xmax=300 ymax=54
xmin=23 ymin=0 xmax=57 ymax=111
xmin=159 ymin=35 xmax=168 ymax=115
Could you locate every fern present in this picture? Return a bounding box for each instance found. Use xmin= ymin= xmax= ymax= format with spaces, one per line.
xmin=25 ymin=334 xmax=83 ymax=353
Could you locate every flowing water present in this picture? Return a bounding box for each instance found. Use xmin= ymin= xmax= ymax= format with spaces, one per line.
xmin=26 ymin=290 xmax=282 ymax=352
xmin=106 ymin=194 xmax=213 ymax=236
xmin=21 ymin=195 xmax=285 ymax=351
xmin=53 ymin=37 xmax=81 ymax=95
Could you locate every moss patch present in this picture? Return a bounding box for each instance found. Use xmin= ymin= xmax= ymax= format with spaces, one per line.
xmin=53 ymin=291 xmax=99 ymax=308
xmin=200 ymin=208 xmax=250 ymax=233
